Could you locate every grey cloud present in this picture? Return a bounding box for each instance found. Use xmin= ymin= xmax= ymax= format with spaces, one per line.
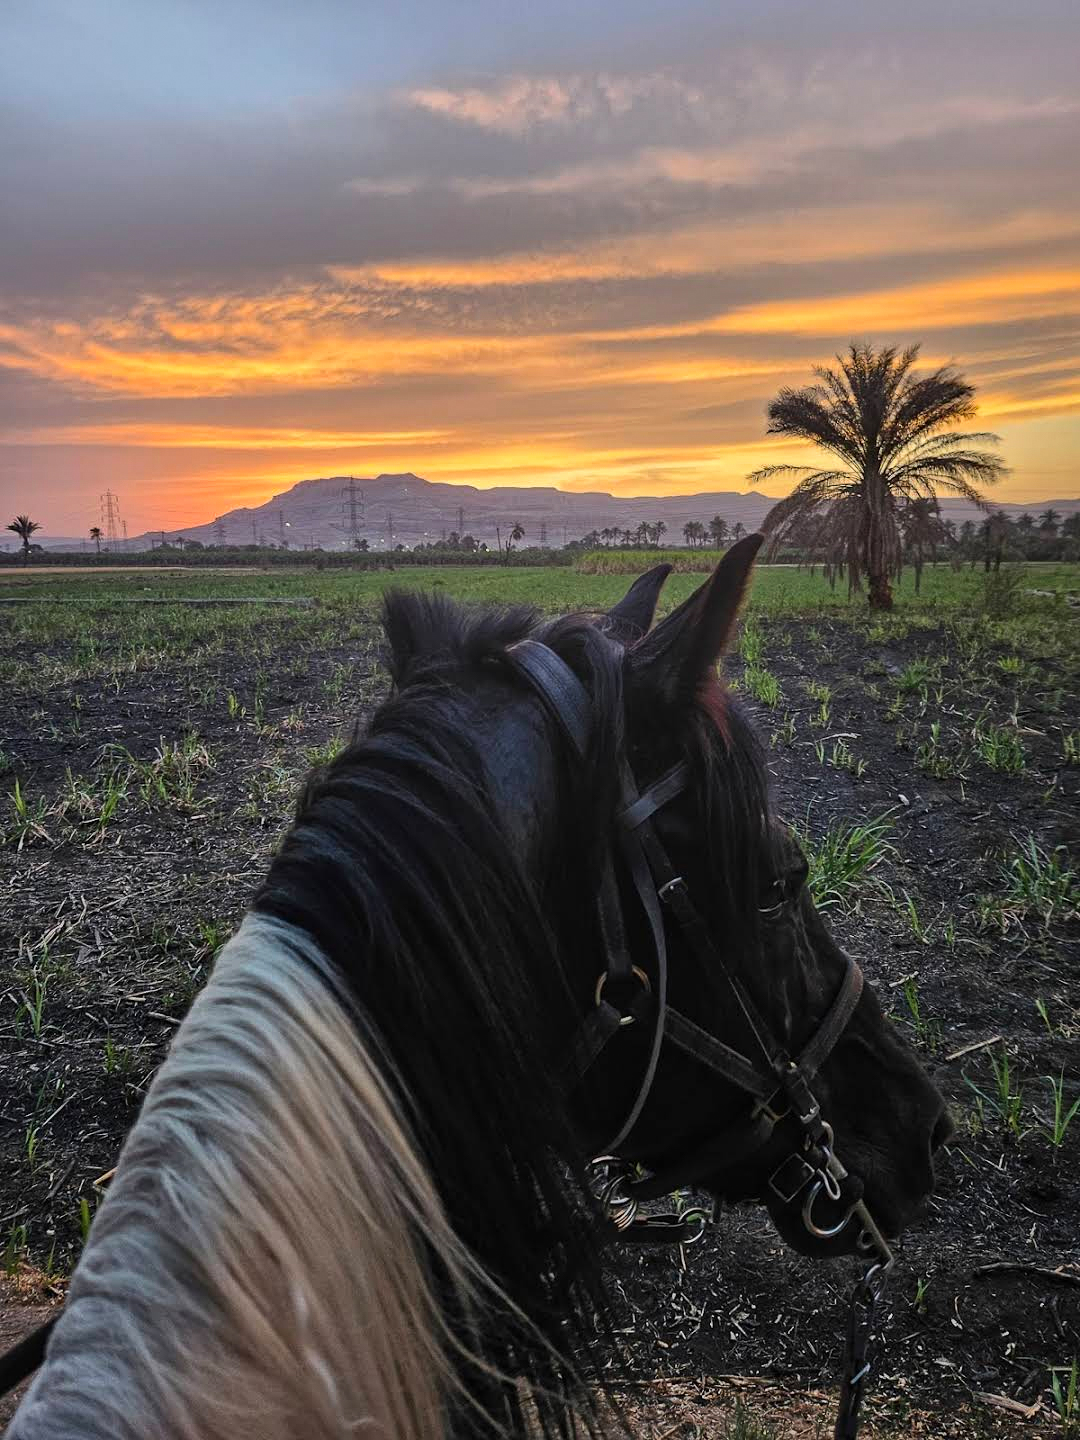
xmin=3 ymin=22 xmax=1079 ymax=302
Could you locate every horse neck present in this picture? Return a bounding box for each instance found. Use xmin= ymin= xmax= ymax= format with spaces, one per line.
xmin=9 ymin=915 xmax=476 ymax=1440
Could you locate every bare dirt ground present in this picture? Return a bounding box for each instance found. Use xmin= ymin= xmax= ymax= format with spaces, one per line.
xmin=0 ymin=587 xmax=1076 ymax=1435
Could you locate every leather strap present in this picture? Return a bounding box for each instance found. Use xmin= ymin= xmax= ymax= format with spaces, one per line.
xmin=0 ymin=1313 xmax=56 ymax=1398
xmin=797 ymin=958 xmax=864 ymax=1077
xmin=599 ymin=762 xmax=672 ymax=1153
xmin=619 ymin=763 xmax=691 ymax=831
xmin=504 ymin=640 xmax=590 ymax=759
xmin=664 ymin=1008 xmax=776 ymax=1102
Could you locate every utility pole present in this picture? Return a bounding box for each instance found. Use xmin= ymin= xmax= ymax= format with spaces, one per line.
xmin=214 ymin=519 xmax=226 ymax=546
xmin=457 ymin=505 xmax=464 ymax=534
xmin=386 ymin=511 xmax=394 ymax=548
xmin=332 ymin=481 xmax=364 ymax=549
xmin=278 ymin=509 xmax=290 ymax=547
xmin=338 ymin=479 xmax=365 ymax=548
xmin=539 ymin=522 xmax=547 ymax=546
xmin=100 ymin=490 xmax=122 ymax=548
xmin=122 ymin=519 xmax=128 ymax=551
xmin=251 ymin=517 xmax=258 ymax=545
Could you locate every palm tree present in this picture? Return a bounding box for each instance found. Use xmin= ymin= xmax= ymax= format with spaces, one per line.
xmin=708 ymin=515 xmax=728 ymax=550
xmin=982 ymin=511 xmax=1010 ymax=572
xmin=683 ymin=520 xmax=706 ymax=548
xmin=504 ymin=522 xmax=525 ymax=560
xmin=1016 ymin=512 xmax=1035 ymax=536
xmin=751 ymin=343 xmax=1006 ymax=609
xmin=89 ymin=525 xmax=103 ymax=554
xmin=731 ymin=521 xmax=746 ymax=544
xmin=1038 ymin=508 xmax=1060 ymax=535
xmin=7 ymin=515 xmax=41 ymax=564
xmin=901 ymin=498 xmax=949 ymax=593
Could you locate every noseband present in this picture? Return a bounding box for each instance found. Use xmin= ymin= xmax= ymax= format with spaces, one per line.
xmin=506 ymin=639 xmax=893 ymax=1440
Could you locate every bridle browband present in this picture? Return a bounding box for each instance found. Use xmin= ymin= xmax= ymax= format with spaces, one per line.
xmin=505 ymin=639 xmax=894 ymax=1440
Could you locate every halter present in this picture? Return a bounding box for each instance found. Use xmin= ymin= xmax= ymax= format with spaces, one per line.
xmin=505 ymin=639 xmax=893 ymax=1440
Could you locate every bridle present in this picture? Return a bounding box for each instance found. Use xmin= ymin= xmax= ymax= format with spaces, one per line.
xmin=505 ymin=639 xmax=894 ymax=1440
xmin=0 ymin=636 xmax=893 ymax=1437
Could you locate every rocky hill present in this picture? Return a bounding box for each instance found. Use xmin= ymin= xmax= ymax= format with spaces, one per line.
xmin=119 ymin=474 xmax=1080 ymax=552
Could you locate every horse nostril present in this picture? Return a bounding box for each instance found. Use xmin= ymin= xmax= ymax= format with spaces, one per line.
xmin=931 ymin=1109 xmax=954 ymax=1153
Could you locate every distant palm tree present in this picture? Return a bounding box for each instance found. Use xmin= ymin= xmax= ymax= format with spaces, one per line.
xmin=7 ymin=515 xmax=41 ymax=564
xmin=89 ymin=525 xmax=103 ymax=554
xmin=682 ymin=520 xmax=706 ymax=548
xmin=1016 ymin=512 xmax=1035 ymax=536
xmin=504 ymin=522 xmax=525 ymax=560
xmin=1038 ymin=508 xmax=1061 ymax=535
xmin=901 ymin=498 xmax=949 ymax=593
xmin=708 ymin=515 xmax=728 ymax=550
xmin=752 ymin=343 xmax=1006 ymax=608
xmin=982 ymin=511 xmax=1010 ymax=572
xmin=731 ymin=521 xmax=746 ymax=544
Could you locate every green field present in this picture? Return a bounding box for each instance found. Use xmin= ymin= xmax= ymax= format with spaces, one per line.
xmin=2 ymin=556 xmax=1077 ymax=610
xmin=2 ymin=559 xmax=1077 ymax=705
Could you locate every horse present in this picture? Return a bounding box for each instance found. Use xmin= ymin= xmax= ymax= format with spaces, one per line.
xmin=6 ymin=537 xmax=950 ymax=1440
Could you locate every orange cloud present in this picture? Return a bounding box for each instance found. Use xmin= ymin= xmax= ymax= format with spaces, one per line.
xmin=708 ymin=266 xmax=1080 ymax=337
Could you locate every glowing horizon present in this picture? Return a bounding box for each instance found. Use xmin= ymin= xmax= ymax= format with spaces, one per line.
xmin=2 ymin=3 xmax=1078 ymax=533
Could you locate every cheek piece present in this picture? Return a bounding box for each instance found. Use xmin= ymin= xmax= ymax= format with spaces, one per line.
xmin=506 ymin=639 xmax=895 ymax=1440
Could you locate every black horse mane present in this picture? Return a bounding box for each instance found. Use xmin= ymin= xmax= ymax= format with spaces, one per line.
xmin=254 ymin=590 xmax=772 ymax=1438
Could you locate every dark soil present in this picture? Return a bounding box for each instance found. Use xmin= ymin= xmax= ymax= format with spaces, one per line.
xmin=1 ymin=604 xmax=1077 ymax=1436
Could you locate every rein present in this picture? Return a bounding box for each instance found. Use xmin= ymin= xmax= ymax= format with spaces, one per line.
xmin=505 ymin=639 xmax=894 ymax=1440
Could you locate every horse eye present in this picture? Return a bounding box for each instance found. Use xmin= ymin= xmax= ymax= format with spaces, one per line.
xmin=758 ymin=878 xmax=786 ymax=917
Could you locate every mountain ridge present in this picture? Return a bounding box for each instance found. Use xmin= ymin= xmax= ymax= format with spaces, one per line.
xmin=30 ymin=472 xmax=1080 ymax=551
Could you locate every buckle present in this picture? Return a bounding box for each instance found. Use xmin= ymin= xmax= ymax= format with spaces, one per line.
xmin=769 ymin=1153 xmax=815 ymax=1205
xmin=657 ymin=875 xmax=687 ymax=904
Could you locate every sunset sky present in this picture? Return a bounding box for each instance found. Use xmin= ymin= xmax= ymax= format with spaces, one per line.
xmin=2 ymin=0 xmax=1079 ymax=534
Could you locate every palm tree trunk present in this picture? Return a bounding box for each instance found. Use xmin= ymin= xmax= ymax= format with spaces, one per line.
xmin=865 ymin=482 xmax=893 ymax=610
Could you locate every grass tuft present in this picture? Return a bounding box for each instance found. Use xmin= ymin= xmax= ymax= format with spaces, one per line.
xmin=794 ymin=811 xmax=896 ymax=913
xmin=981 ymin=835 xmax=1080 ymax=931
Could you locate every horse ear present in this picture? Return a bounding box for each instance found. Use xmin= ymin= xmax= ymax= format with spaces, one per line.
xmin=628 ymin=534 xmax=763 ymax=702
xmin=605 ymin=563 xmax=672 ymax=641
